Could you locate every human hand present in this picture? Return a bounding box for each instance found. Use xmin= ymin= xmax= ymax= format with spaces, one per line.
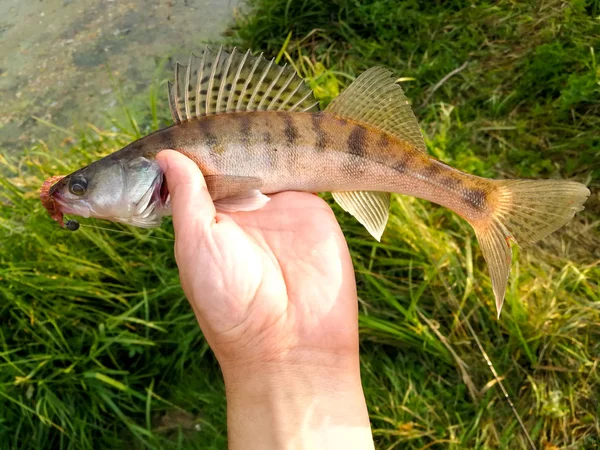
xmin=157 ymin=150 xmax=374 ymax=450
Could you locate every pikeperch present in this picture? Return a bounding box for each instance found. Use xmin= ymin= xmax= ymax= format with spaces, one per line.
xmin=41 ymin=46 xmax=590 ymax=316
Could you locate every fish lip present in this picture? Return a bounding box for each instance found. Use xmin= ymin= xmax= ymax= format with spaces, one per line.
xmin=52 ymin=191 xmax=92 ymax=218
xmin=41 ymin=175 xmax=67 ymax=226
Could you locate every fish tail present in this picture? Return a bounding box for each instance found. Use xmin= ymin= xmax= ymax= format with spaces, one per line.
xmin=471 ymin=179 xmax=590 ymax=317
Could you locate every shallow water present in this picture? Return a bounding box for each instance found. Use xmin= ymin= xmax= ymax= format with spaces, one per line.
xmin=0 ymin=0 xmax=240 ymax=154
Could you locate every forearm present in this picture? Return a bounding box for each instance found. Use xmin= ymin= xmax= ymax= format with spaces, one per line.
xmin=223 ymin=356 xmax=375 ymax=450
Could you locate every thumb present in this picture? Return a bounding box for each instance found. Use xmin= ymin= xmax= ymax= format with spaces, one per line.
xmin=156 ymin=150 xmax=216 ymax=233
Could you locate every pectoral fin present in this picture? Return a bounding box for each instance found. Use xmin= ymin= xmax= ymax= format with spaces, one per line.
xmin=204 ymin=175 xmax=270 ymax=212
xmin=214 ymin=190 xmax=271 ymax=212
xmin=332 ymin=191 xmax=390 ymax=241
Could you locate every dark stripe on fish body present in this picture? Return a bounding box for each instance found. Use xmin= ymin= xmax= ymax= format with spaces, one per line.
xmin=238 ymin=114 xmax=252 ymax=149
xmin=204 ymin=125 xmax=219 ymax=148
xmin=421 ymin=162 xmax=444 ymax=178
xmin=377 ymin=133 xmax=390 ymax=148
xmin=263 ymin=131 xmax=273 ymax=145
xmin=462 ymin=188 xmax=487 ymax=211
xmin=157 ymin=126 xmax=176 ymax=150
xmin=391 ymin=153 xmax=413 ymax=174
xmin=440 ymin=175 xmax=462 ymax=191
xmin=197 ymin=119 xmax=219 ymax=149
xmin=311 ymin=113 xmax=328 ymax=150
xmin=422 ymin=159 xmax=463 ymax=185
xmin=347 ymin=126 xmax=367 ymax=157
xmin=283 ymin=113 xmax=300 ymax=146
xmin=206 ymin=133 xmax=219 ymax=148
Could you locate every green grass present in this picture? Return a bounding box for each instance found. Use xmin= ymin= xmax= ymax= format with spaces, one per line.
xmin=1 ymin=0 xmax=599 ymax=449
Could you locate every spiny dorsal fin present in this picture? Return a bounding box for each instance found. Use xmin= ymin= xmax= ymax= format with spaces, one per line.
xmin=325 ymin=67 xmax=427 ymax=153
xmin=331 ymin=191 xmax=390 ymax=241
xmin=168 ymin=46 xmax=320 ymax=123
xmin=167 ymin=81 xmax=180 ymax=124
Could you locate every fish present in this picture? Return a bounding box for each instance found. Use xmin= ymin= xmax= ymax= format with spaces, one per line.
xmin=41 ymin=46 xmax=590 ymax=316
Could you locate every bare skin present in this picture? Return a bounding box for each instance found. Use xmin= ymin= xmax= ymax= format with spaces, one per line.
xmin=157 ymin=150 xmax=375 ymax=450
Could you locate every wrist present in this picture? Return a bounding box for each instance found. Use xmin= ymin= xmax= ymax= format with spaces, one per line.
xmin=222 ymin=352 xmax=374 ymax=450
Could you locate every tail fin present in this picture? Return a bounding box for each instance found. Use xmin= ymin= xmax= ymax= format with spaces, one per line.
xmin=473 ymin=179 xmax=590 ymax=317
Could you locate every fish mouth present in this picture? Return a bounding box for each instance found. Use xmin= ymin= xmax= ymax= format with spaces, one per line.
xmin=41 ymin=175 xmax=91 ymax=227
xmin=40 ymin=175 xmax=67 ymax=226
xmin=53 ymin=191 xmax=92 ymax=218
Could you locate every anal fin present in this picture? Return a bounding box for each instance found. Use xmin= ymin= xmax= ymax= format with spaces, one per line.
xmin=332 ymin=191 xmax=390 ymax=241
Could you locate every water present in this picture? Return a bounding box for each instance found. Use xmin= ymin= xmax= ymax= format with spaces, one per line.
xmin=0 ymin=0 xmax=240 ymax=153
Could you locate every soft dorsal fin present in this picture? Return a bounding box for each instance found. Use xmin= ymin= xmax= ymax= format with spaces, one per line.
xmin=325 ymin=66 xmax=427 ymax=153
xmin=326 ymin=66 xmax=423 ymax=241
xmin=168 ymin=46 xmax=320 ymax=123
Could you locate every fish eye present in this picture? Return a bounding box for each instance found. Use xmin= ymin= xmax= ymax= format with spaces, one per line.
xmin=69 ymin=178 xmax=87 ymax=196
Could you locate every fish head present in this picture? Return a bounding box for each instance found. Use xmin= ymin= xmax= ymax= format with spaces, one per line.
xmin=48 ymin=155 xmax=169 ymax=228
